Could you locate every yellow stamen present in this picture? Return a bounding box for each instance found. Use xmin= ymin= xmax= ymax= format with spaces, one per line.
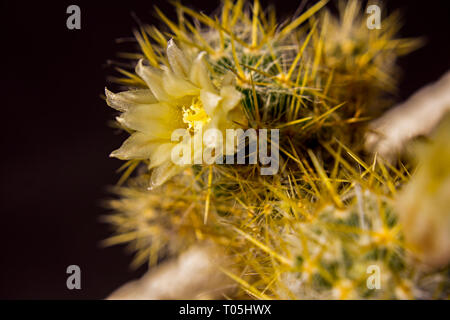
xmin=182 ymin=98 xmax=211 ymax=131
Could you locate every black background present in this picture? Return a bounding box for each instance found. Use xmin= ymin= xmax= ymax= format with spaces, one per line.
xmin=0 ymin=0 xmax=449 ymax=299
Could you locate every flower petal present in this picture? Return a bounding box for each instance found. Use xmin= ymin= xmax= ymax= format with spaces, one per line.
xmin=222 ymin=71 xmax=236 ymax=86
xmin=118 ymin=103 xmax=179 ymax=137
xmin=150 ymin=161 xmax=182 ymax=187
xmin=136 ymin=59 xmax=169 ymax=101
xmin=220 ymin=85 xmax=242 ymax=112
xmin=148 ymin=143 xmax=174 ymax=169
xmin=105 ymin=88 xmax=157 ymax=112
xmin=110 ymin=132 xmax=160 ymax=160
xmin=167 ymin=39 xmax=190 ymax=78
xmin=189 ymin=51 xmax=215 ymax=91
xmin=200 ymin=89 xmax=222 ymax=115
xmin=163 ymin=68 xmax=200 ymax=98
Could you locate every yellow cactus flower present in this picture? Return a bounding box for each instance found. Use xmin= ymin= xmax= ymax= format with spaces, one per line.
xmin=106 ymin=39 xmax=243 ymax=186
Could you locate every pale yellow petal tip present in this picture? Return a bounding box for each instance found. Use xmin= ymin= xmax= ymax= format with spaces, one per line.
xmin=190 ymin=51 xmax=215 ymax=91
xmin=110 ymin=149 xmax=132 ymax=161
xmin=167 ymin=38 xmax=175 ymax=49
xmin=195 ymin=51 xmax=207 ymax=62
xmin=135 ymin=58 xmax=154 ymax=79
xmin=220 ymin=85 xmax=243 ymax=112
xmin=105 ymin=88 xmax=131 ymax=112
xmin=104 ymin=87 xmax=118 ymax=109
xmin=109 ymin=143 xmax=130 ymax=160
xmin=105 ymin=87 xmax=112 ymax=97
xmin=109 ymin=150 xmax=121 ymax=159
xmin=135 ymin=58 xmax=145 ymax=76
xmin=149 ymin=162 xmax=180 ymax=188
xmin=200 ymin=89 xmax=223 ymax=115
xmin=135 ymin=59 xmax=169 ymax=101
xmin=167 ymin=38 xmax=189 ymax=77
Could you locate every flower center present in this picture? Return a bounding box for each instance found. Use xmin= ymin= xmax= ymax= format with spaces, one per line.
xmin=182 ymin=97 xmax=211 ymax=132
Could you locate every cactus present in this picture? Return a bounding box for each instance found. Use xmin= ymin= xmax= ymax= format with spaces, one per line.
xmin=104 ymin=0 xmax=448 ymax=299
